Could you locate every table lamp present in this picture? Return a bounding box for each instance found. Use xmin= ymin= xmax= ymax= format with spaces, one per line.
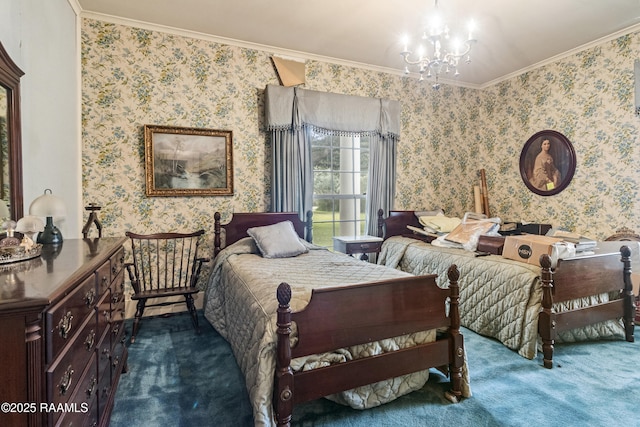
xmin=29 ymin=189 xmax=66 ymax=245
xmin=16 ymin=215 xmax=45 ymax=244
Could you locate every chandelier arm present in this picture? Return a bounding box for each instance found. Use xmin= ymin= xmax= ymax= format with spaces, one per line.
xmin=401 ymin=55 xmax=431 ymax=66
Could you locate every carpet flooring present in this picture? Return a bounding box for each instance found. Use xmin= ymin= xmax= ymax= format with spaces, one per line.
xmin=110 ymin=312 xmax=639 ymax=427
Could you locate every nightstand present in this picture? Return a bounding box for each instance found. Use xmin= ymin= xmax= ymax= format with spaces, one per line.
xmin=333 ymin=235 xmax=383 ymax=261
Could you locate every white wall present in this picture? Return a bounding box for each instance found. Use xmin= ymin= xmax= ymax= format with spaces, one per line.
xmin=0 ymin=0 xmax=82 ymax=238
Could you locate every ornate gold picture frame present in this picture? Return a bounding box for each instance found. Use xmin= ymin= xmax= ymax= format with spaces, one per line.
xmin=144 ymin=125 xmax=233 ymax=197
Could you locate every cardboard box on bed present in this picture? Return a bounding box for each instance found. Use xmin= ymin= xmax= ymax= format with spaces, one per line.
xmin=502 ymin=234 xmax=563 ymax=266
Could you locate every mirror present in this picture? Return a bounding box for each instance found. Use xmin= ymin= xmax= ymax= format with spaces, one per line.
xmin=0 ymin=42 xmax=24 ymax=220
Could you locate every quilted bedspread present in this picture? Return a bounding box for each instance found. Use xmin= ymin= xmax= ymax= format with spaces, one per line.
xmin=203 ymin=237 xmax=471 ymax=427
xmin=378 ymin=236 xmax=627 ymax=360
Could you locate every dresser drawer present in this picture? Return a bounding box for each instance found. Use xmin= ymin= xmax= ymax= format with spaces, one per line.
xmin=52 ymin=353 xmax=98 ymax=427
xmin=96 ymin=259 xmax=112 ymax=296
xmin=96 ymin=289 xmax=111 ymax=339
xmin=46 ymin=274 xmax=97 ymax=363
xmin=46 ymin=313 xmax=97 ymax=411
xmin=55 ymin=401 xmax=97 ymax=427
xmin=110 ymin=315 xmax=125 ymax=350
xmin=110 ymin=323 xmax=127 ymax=380
xmin=54 ymin=368 xmax=98 ymax=427
xmin=97 ymin=368 xmax=112 ymax=421
xmin=110 ymin=246 xmax=126 ymax=279
xmin=97 ymin=327 xmax=112 ymax=384
xmin=110 ymin=269 xmax=126 ymax=322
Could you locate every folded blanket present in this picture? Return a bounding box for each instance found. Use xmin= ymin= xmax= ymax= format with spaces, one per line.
xmin=419 ymin=214 xmax=462 ymax=233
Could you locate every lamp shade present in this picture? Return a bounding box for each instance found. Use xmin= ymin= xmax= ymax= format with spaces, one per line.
xmin=16 ymin=215 xmax=45 ymax=234
xmin=29 ymin=189 xmax=66 ymax=218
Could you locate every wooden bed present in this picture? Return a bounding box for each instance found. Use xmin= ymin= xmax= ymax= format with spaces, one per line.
xmin=377 ymin=210 xmax=636 ymax=368
xmin=538 ymin=248 xmax=635 ymax=368
xmin=207 ymin=211 xmax=467 ymax=426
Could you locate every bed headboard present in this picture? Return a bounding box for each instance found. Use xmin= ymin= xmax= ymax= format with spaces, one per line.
xmin=213 ymin=211 xmax=312 ymax=257
xmin=377 ymin=209 xmax=423 ymax=240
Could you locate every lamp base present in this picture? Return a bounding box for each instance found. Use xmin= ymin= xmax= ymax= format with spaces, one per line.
xmin=37 ymin=217 xmax=63 ymax=245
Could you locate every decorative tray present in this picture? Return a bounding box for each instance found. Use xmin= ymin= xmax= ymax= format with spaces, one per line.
xmin=0 ymin=244 xmax=43 ymax=265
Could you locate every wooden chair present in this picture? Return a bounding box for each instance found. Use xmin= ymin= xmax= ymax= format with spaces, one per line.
xmin=125 ymin=230 xmax=209 ymax=343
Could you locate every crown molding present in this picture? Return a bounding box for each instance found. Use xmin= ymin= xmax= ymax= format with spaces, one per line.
xmin=80 ymin=11 xmax=640 ymax=92
xmin=478 ymin=22 xmax=640 ymax=90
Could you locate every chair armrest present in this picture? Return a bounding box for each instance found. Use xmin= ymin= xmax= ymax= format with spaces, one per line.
xmin=124 ymin=262 xmax=140 ymax=294
xmin=190 ymin=257 xmax=210 ymax=288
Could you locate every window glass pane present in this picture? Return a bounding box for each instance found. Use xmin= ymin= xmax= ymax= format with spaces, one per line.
xmin=360 ymin=152 xmax=369 ymax=172
xmin=312 ymin=147 xmax=331 ymax=170
xmin=360 ymin=172 xmax=368 ymax=192
xmin=313 ymin=171 xmax=332 ymax=195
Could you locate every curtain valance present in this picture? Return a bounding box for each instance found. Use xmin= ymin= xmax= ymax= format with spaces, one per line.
xmin=265 ymin=84 xmax=401 ymax=138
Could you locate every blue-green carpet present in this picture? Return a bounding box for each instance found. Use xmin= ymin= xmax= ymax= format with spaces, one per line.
xmin=110 ymin=312 xmax=639 ymax=426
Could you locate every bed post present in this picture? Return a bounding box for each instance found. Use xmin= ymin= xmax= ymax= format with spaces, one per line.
xmin=305 ymin=210 xmax=313 ymax=243
xmin=213 ymin=212 xmax=222 ymax=257
xmin=620 ymin=245 xmax=635 ymax=342
xmin=274 ymin=282 xmax=294 ymax=426
xmin=377 ymin=209 xmax=385 ymax=238
xmin=538 ymin=254 xmax=555 ymax=369
xmin=447 ymin=264 xmax=463 ymax=402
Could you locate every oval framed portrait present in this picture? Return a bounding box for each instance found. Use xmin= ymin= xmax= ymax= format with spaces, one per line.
xmin=519 ymin=130 xmax=576 ymax=196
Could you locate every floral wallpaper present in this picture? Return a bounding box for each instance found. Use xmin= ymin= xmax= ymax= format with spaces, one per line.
xmin=82 ymin=17 xmax=640 ymax=262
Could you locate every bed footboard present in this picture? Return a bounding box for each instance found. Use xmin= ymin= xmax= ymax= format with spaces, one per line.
xmin=273 ymin=265 xmax=463 ymax=426
xmin=538 ymin=245 xmax=635 ymax=368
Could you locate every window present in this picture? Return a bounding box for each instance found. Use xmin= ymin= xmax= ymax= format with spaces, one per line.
xmin=311 ymin=130 xmax=369 ymax=249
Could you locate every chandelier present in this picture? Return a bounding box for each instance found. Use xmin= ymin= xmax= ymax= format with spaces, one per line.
xmin=400 ymin=0 xmax=476 ymax=89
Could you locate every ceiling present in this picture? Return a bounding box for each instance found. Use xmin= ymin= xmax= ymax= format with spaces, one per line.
xmin=77 ymin=0 xmax=640 ymax=88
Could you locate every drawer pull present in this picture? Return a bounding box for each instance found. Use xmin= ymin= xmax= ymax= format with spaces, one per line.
xmin=86 ymin=376 xmax=97 ymax=398
xmin=112 ymin=324 xmax=120 ymax=336
xmin=84 ymin=330 xmax=96 ymax=351
xmin=101 ymin=276 xmax=109 ymax=286
xmin=112 ymin=293 xmax=121 ymax=304
xmin=103 ymin=310 xmax=111 ymax=323
xmin=58 ymin=365 xmax=74 ymax=396
xmin=58 ymin=311 xmax=74 ymax=339
xmin=359 ymin=244 xmax=371 ymax=250
xmin=112 ymin=356 xmax=120 ymax=369
xmin=84 ymin=288 xmax=96 ymax=306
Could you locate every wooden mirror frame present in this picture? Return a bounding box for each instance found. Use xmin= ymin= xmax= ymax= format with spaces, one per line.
xmin=0 ymin=42 xmax=24 ymax=220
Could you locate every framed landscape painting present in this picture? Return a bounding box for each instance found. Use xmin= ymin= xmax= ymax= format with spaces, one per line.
xmin=144 ymin=124 xmax=233 ymax=197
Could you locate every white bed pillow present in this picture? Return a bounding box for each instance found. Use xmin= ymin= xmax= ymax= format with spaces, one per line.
xmin=247 ymin=220 xmax=308 ymax=258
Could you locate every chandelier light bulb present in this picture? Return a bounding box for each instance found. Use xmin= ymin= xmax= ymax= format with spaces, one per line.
xmin=401 ymin=35 xmax=410 ymax=53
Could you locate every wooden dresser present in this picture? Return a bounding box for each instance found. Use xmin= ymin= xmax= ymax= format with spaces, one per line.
xmin=0 ymin=237 xmax=128 ymax=427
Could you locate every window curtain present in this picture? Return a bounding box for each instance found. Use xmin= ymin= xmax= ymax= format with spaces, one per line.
xmin=265 ymin=84 xmax=400 ymax=236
